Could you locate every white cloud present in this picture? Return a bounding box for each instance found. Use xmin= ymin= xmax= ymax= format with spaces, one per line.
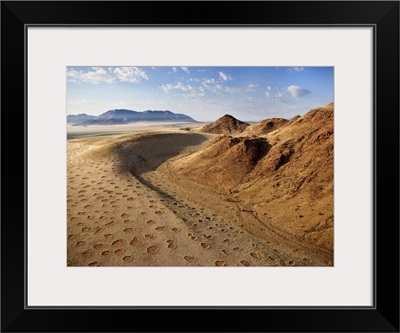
xmin=266 ymin=89 xmax=286 ymax=102
xmin=161 ymin=81 xmax=207 ymax=98
xmin=287 ymin=67 xmax=304 ymax=72
xmin=202 ymin=78 xmax=220 ymax=93
xmin=187 ymin=91 xmax=205 ymax=98
xmin=247 ymin=83 xmax=258 ymax=92
xmin=67 ymin=67 xmax=115 ymax=84
xmin=225 ymin=84 xmax=257 ymax=93
xmin=273 ymin=92 xmax=286 ymax=102
xmin=161 ymin=81 xmax=194 ymax=93
xmin=266 ymin=85 xmax=309 ymax=101
xmin=172 ymin=67 xmax=178 ymax=73
xmin=225 ymin=87 xmax=241 ymax=93
xmin=287 ymin=85 xmax=310 ymax=97
xmin=219 ymin=71 xmax=233 ymax=81
xmin=201 ymin=77 xmax=256 ymax=95
xmin=67 ymin=66 xmax=148 ymax=84
xmin=113 ymin=67 xmax=148 ymax=83
xmin=202 ymin=78 xmax=226 ymax=94
xmin=202 ymin=78 xmax=216 ymax=86
xmin=181 ymin=67 xmax=189 ymax=73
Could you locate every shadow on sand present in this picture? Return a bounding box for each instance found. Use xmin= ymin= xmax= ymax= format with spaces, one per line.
xmin=110 ymin=132 xmax=209 ymax=202
xmin=112 ymin=132 xmax=208 ymax=175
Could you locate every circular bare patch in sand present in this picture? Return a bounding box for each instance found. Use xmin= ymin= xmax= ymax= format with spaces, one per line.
xmin=147 ymin=246 xmax=159 ymax=254
xmin=112 ymin=239 xmax=124 ymax=247
xmin=240 ymin=260 xmax=252 ymax=266
xmin=130 ymin=237 xmax=140 ymax=246
xmin=167 ymin=240 xmax=176 ymax=249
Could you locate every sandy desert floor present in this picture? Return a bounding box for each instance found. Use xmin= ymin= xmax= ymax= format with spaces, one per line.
xmin=67 ymin=127 xmax=333 ymax=266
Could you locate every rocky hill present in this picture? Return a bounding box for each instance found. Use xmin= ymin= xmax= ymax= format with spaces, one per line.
xmin=201 ymin=114 xmax=249 ymax=134
xmin=242 ymin=118 xmax=289 ymax=136
xmin=170 ymin=103 xmax=334 ymax=251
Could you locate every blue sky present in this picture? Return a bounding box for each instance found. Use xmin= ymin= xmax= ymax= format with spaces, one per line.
xmin=67 ymin=66 xmax=333 ymax=122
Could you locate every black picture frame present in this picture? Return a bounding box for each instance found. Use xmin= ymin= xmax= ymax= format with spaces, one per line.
xmin=2 ymin=1 xmax=399 ymax=332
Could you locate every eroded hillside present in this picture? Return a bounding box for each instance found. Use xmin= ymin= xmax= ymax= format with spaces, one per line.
xmin=170 ymin=103 xmax=334 ymax=251
xmin=201 ymin=114 xmax=249 ymax=134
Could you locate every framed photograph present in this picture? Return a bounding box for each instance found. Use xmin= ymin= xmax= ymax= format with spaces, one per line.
xmin=2 ymin=1 xmax=399 ymax=332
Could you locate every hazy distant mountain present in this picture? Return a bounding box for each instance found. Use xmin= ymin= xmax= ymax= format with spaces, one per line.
xmin=67 ymin=113 xmax=97 ymax=124
xmin=67 ymin=109 xmax=197 ymax=126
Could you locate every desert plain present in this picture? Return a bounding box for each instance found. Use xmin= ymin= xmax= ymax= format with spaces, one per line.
xmin=67 ymin=103 xmax=334 ymax=267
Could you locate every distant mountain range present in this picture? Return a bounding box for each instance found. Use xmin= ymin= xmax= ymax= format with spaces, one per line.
xmin=67 ymin=109 xmax=197 ymax=126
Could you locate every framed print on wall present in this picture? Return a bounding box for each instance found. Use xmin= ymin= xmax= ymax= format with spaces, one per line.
xmin=2 ymin=1 xmax=399 ymax=332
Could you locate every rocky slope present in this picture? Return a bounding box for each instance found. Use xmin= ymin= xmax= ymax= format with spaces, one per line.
xmin=170 ymin=103 xmax=334 ymax=251
xmin=242 ymin=118 xmax=289 ymax=136
xmin=201 ymin=114 xmax=249 ymax=134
